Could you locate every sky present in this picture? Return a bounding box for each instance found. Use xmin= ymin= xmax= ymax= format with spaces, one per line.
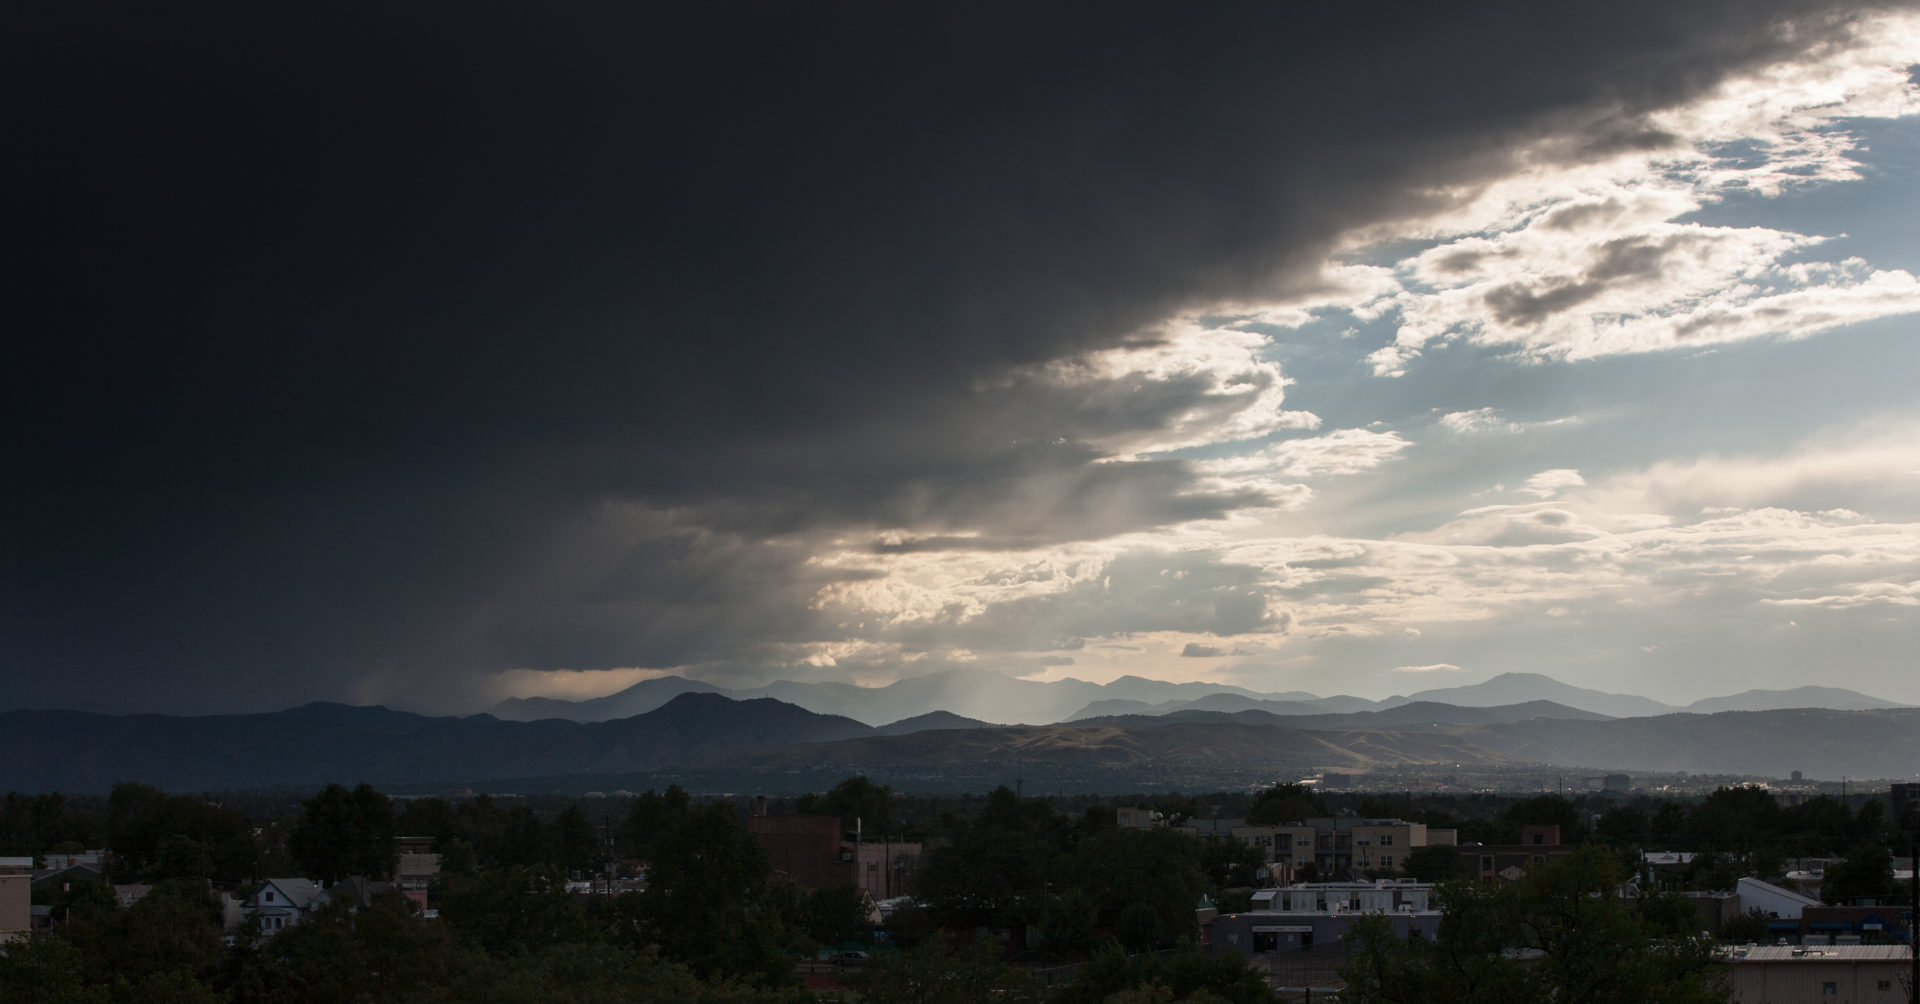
xmin=10 ymin=2 xmax=1920 ymax=716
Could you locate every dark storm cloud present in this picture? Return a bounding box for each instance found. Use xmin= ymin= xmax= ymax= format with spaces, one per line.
xmin=4 ymin=0 xmax=1889 ymax=711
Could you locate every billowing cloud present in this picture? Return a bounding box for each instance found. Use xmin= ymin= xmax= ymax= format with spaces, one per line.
xmin=1233 ymin=7 xmax=1920 ymax=372
xmin=10 ymin=2 xmax=1920 ymax=714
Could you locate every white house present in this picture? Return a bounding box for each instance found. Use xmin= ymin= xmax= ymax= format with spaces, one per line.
xmin=241 ymin=878 xmax=329 ymax=937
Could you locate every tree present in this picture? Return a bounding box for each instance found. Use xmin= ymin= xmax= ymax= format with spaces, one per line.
xmin=244 ymin=891 xmax=466 ymax=1002
xmin=1515 ymin=849 xmax=1724 ymax=1004
xmin=0 ymin=936 xmax=104 ymax=1004
xmin=550 ymin=805 xmax=603 ymax=876
xmin=618 ymin=786 xmax=691 ymax=859
xmin=1494 ymin=794 xmax=1581 ymax=844
xmin=917 ymin=794 xmax=1059 ymax=936
xmin=813 ymin=775 xmax=896 ymax=835
xmin=1686 ymin=786 xmax=1781 ymax=855
xmin=440 ymin=942 xmax=757 ymax=1003
xmin=287 ymin=783 xmax=394 ymax=883
xmin=1340 ymin=850 xmax=1727 ymax=1004
xmin=628 ymin=801 xmax=791 ymax=986
xmin=94 ymin=879 xmax=227 ymax=989
xmin=1402 ymin=844 xmax=1466 ymax=883
xmin=1821 ymin=843 xmax=1893 ymax=904
xmin=1721 ymin=907 xmax=1774 ymax=944
xmin=1245 ymin=784 xmax=1325 ymax=826
xmin=1594 ymin=805 xmax=1650 ymax=848
xmin=844 ymin=935 xmax=1039 ymax=1004
xmin=803 ymin=883 xmax=875 ymax=950
xmin=436 ymin=865 xmax=597 ymax=957
xmin=1197 ymin=838 xmax=1265 ymax=890
xmin=1054 ymin=942 xmax=1269 ymax=1004
xmin=1064 ymin=828 xmax=1208 ymax=952
xmin=1036 ymin=889 xmax=1099 ymax=956
xmin=1338 ymin=912 xmax=1440 ymax=1004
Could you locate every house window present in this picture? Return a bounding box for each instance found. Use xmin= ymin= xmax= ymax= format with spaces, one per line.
xmin=1380 ymin=856 xmax=1393 ymax=868
xmin=1822 ymin=982 xmax=1836 ymax=995
xmin=1380 ymin=835 xmax=1394 ymax=846
xmin=264 ymin=892 xmax=274 ymax=902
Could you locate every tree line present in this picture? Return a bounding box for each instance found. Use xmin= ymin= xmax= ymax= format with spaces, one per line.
xmin=3 ymin=776 xmax=1914 ymax=1002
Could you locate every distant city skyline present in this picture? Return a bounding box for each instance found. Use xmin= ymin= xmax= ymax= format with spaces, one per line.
xmin=10 ymin=3 xmax=1920 ymax=716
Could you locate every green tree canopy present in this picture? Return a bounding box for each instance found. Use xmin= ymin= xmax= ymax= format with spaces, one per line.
xmin=1341 ymin=848 xmax=1727 ymax=1004
xmin=1244 ymin=783 xmax=1325 ymax=826
xmin=287 ymin=783 xmax=394 ymax=883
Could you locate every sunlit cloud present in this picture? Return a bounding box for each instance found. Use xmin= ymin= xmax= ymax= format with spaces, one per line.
xmin=1227 ymin=9 xmax=1920 ymax=374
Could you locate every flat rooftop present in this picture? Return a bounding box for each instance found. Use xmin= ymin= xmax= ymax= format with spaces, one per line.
xmin=1734 ymin=945 xmax=1913 ymax=962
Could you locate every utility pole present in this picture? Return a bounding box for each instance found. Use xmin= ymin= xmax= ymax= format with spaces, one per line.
xmin=1905 ymin=789 xmax=1917 ymax=1004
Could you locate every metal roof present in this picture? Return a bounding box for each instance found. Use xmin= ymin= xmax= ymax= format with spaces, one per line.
xmin=1734 ymin=945 xmax=1913 ymax=962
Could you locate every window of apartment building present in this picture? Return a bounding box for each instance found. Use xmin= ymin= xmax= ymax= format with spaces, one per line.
xmin=1821 ymin=982 xmax=1835 ymax=996
xmin=1878 ymin=981 xmax=1892 ymax=992
xmin=1380 ymin=835 xmax=1393 ymax=846
xmin=1380 ymin=856 xmax=1393 ymax=868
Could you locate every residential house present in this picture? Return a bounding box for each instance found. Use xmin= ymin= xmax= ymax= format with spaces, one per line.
xmin=395 ymin=836 xmax=440 ymax=911
xmin=241 ymin=878 xmax=328 ymax=938
xmin=29 ymin=863 xmax=106 ymax=897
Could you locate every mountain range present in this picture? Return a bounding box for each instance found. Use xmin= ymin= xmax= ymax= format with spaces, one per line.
xmin=486 ymin=669 xmax=1906 ymax=726
xmin=4 ymin=676 xmax=1916 ymax=794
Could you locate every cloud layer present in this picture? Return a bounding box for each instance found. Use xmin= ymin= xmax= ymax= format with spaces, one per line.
xmin=9 ymin=2 xmax=1920 ymax=713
